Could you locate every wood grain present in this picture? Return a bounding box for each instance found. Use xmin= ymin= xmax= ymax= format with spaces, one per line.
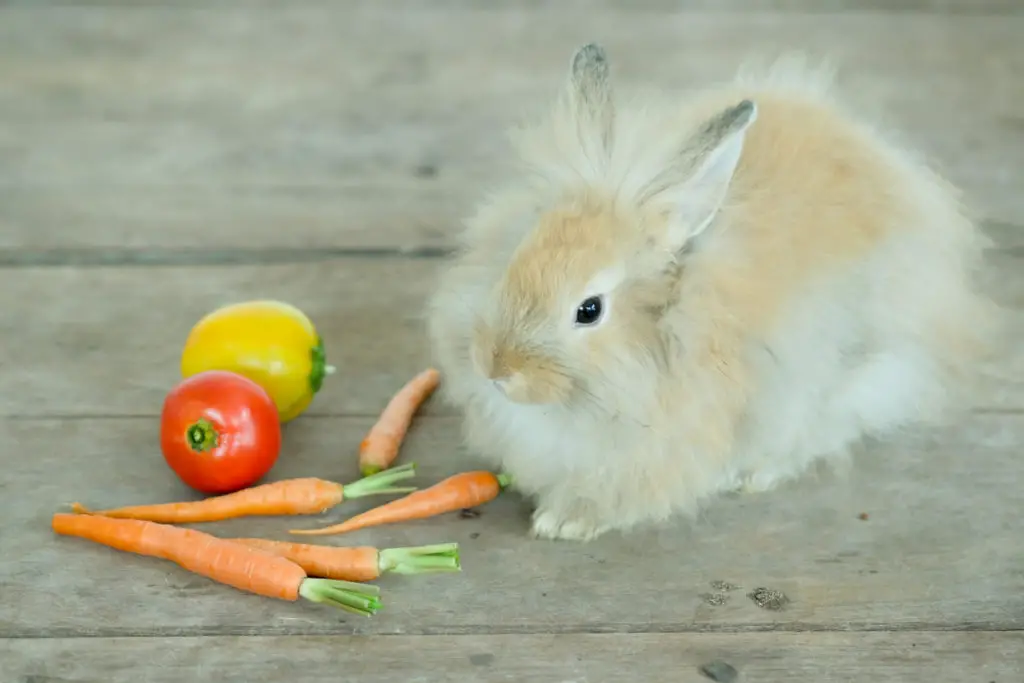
xmin=0 ymin=5 xmax=1021 ymax=249
xmin=1 ymin=261 xmax=444 ymax=418
xmin=4 ymin=411 xmax=1022 ymax=638
xmin=3 ymin=632 xmax=1022 ymax=683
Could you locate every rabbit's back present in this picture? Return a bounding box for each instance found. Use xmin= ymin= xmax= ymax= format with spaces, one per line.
xmin=675 ymin=65 xmax=986 ymax=337
xmin=671 ymin=62 xmax=996 ymax=489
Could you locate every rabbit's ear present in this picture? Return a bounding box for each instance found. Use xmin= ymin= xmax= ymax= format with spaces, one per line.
xmin=642 ymin=99 xmax=757 ymax=250
xmin=563 ymin=43 xmax=616 ymax=154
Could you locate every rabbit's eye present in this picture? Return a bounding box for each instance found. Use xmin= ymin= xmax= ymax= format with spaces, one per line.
xmin=575 ymin=296 xmax=604 ymax=326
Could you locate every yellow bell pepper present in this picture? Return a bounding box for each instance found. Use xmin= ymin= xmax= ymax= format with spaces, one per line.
xmin=180 ymin=300 xmax=334 ymax=422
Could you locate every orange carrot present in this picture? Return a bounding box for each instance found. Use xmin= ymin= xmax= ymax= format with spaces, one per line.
xmin=69 ymin=463 xmax=417 ymax=524
xmin=230 ymin=538 xmax=461 ymax=581
xmin=359 ymin=368 xmax=441 ymax=477
xmin=51 ymin=513 xmax=382 ymax=615
xmin=289 ymin=470 xmax=512 ymax=537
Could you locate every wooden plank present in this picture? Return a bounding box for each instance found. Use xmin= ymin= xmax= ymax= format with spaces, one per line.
xmin=2 ymin=410 xmax=1022 ymax=638
xmin=0 ymin=261 xmax=444 ymax=418
xmin=2 ymin=253 xmax=1022 ymax=419
xmin=0 ymin=186 xmax=462 ymax=253
xmin=0 ymin=7 xmax=1021 ymax=248
xmin=3 ymin=632 xmax=1022 ymax=683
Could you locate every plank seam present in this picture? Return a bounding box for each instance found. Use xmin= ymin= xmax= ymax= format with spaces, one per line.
xmin=3 ymin=407 xmax=1020 ymax=421
xmin=0 ymin=221 xmax=1016 ymax=268
xmin=0 ymin=2 xmax=1020 ymax=15
xmin=0 ymin=247 xmax=454 ymax=268
xmin=2 ymin=624 xmax=1022 ymax=640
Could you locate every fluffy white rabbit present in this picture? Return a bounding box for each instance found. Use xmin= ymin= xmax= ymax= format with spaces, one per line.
xmin=426 ymin=44 xmax=997 ymax=541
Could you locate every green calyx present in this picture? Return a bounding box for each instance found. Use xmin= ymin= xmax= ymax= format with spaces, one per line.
xmin=308 ymin=337 xmax=336 ymax=394
xmin=299 ymin=578 xmax=382 ymax=616
xmin=378 ymin=543 xmax=462 ymax=576
xmin=185 ymin=419 xmax=219 ymax=453
xmin=344 ymin=462 xmax=418 ymax=499
xmin=360 ymin=463 xmax=383 ymax=478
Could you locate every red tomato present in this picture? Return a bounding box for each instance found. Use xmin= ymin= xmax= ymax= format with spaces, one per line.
xmin=160 ymin=369 xmax=282 ymax=495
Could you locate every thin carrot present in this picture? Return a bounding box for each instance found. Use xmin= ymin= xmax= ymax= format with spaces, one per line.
xmin=230 ymin=538 xmax=461 ymax=581
xmin=289 ymin=470 xmax=512 ymax=537
xmin=68 ymin=463 xmax=418 ymax=524
xmin=51 ymin=513 xmax=382 ymax=616
xmin=359 ymin=368 xmax=441 ymax=477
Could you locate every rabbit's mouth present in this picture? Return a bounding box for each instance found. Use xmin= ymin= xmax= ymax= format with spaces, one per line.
xmin=474 ymin=347 xmax=574 ymax=406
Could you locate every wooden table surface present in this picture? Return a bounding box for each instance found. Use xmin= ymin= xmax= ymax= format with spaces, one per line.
xmin=2 ymin=2 xmax=1022 ymax=682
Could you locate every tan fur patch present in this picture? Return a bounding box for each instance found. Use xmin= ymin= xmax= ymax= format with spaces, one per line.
xmin=500 ymin=198 xmax=626 ymax=318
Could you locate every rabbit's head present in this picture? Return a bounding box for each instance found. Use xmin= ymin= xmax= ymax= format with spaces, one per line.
xmin=454 ymin=44 xmax=758 ymax=416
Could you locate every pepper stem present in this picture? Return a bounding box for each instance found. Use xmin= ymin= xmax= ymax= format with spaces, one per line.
xmin=378 ymin=543 xmax=461 ymax=575
xmin=342 ymin=462 xmax=418 ymax=500
xmin=309 ymin=338 xmax=331 ymax=394
xmin=299 ymin=578 xmax=382 ymax=616
xmin=185 ymin=419 xmax=219 ymax=453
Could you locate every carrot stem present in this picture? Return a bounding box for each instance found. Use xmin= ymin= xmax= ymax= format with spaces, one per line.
xmin=378 ymin=542 xmax=461 ymax=575
xmin=288 ymin=470 xmax=513 ymax=537
xmin=342 ymin=462 xmax=418 ymax=499
xmin=299 ymin=578 xmax=382 ymax=616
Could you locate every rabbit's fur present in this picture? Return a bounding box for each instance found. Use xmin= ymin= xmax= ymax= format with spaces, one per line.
xmin=426 ymin=44 xmax=997 ymax=541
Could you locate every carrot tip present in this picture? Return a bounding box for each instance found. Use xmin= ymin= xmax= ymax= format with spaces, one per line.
xmin=496 ymin=472 xmax=513 ymax=489
xmin=69 ymin=503 xmax=93 ymax=514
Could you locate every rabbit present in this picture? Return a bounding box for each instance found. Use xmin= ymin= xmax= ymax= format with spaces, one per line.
xmin=425 ymin=43 xmax=998 ymax=542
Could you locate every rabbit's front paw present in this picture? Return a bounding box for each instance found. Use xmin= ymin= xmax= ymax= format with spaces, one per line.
xmin=530 ymin=502 xmax=610 ymax=542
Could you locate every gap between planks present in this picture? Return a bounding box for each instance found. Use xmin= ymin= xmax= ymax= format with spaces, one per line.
xmin=5 ymin=622 xmax=1023 ymax=641
xmin=2 ymin=0 xmax=1021 ymax=13
xmin=0 ymin=218 xmax=1018 ymax=269
xmin=0 ymin=246 xmax=453 ymax=268
xmin=4 ymin=406 xmax=1023 ymax=421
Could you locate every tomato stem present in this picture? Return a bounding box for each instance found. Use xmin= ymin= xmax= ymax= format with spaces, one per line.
xmin=309 ymin=338 xmax=331 ymax=393
xmin=185 ymin=419 xmax=219 ymax=453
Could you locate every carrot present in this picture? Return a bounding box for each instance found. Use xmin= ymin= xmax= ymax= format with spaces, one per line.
xmin=359 ymin=368 xmax=441 ymax=477
xmin=230 ymin=538 xmax=461 ymax=581
xmin=289 ymin=470 xmax=512 ymax=537
xmin=68 ymin=463 xmax=418 ymax=524
xmin=51 ymin=513 xmax=382 ymax=616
